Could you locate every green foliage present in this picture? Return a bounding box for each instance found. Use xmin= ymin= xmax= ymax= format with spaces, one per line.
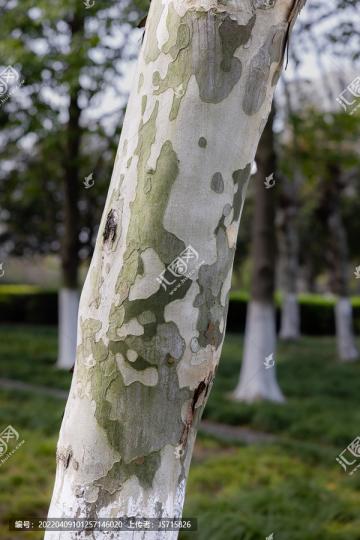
xmin=181 ymin=441 xmax=360 ymax=540
xmin=204 ymin=334 xmax=360 ymax=447
xmin=0 ymin=0 xmax=142 ymax=258
xmin=0 ymin=325 xmax=71 ymax=390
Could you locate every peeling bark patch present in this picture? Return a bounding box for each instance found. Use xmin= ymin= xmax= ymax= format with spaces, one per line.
xmin=219 ymin=15 xmax=255 ymax=72
xmin=141 ymin=94 xmax=147 ymax=115
xmin=253 ymin=0 xmax=276 ymax=8
xmin=232 ymin=163 xmax=252 ymax=221
xmin=198 ymin=137 xmax=207 ymax=148
xmin=190 ymin=337 xmax=200 ymax=353
xmin=211 ymin=172 xmax=224 ymax=193
xmin=103 ymin=209 xmax=118 ymax=245
xmin=152 ymin=7 xmax=256 ymax=118
xmin=94 ymin=452 xmax=161 ymax=493
xmin=89 ymin=321 xmax=190 ymax=465
xmin=194 ymin=223 xmax=233 ymax=349
xmin=193 ymin=13 xmax=255 ymax=103
xmin=243 ymin=24 xmax=287 ymax=115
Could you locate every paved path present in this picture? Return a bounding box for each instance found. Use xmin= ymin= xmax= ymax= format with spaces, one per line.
xmin=200 ymin=420 xmax=276 ymax=444
xmin=0 ymin=377 xmax=68 ymax=400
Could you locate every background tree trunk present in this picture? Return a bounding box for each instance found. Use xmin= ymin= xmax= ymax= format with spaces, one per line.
xmin=47 ymin=0 xmax=305 ymax=535
xmin=324 ymin=170 xmax=358 ymax=361
xmin=57 ymin=10 xmax=83 ymax=369
xmin=278 ymin=174 xmax=301 ymax=340
xmin=233 ymin=106 xmax=285 ymax=403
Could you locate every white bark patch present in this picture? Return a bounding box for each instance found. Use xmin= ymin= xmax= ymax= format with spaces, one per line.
xmin=116 ymin=353 xmax=159 ymax=386
xmin=117 ymin=318 xmax=144 ymax=338
xmin=126 ymin=349 xmax=139 ymax=362
xmin=129 ymin=248 xmax=164 ymax=300
xmin=226 ymin=222 xmax=238 ymax=248
xmin=164 ymin=283 xmax=217 ymax=388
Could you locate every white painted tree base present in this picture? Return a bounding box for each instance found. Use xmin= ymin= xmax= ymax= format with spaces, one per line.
xmin=280 ymin=293 xmax=300 ymax=340
xmin=233 ymin=301 xmax=285 ymax=403
xmin=335 ymin=297 xmax=359 ymax=362
xmin=57 ymin=288 xmax=80 ymax=370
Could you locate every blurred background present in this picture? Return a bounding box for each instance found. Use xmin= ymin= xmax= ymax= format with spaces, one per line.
xmin=0 ymin=0 xmax=360 ymax=538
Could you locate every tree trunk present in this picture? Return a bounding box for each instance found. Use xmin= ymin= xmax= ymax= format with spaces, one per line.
xmin=233 ymin=106 xmax=284 ymax=403
xmin=47 ymin=0 xmax=305 ymax=535
xmin=335 ymin=297 xmax=358 ymax=362
xmin=326 ymin=189 xmax=358 ymax=362
xmin=278 ymin=176 xmax=300 ymax=340
xmin=57 ymin=10 xmax=84 ymax=369
xmin=317 ymin=166 xmax=358 ymax=362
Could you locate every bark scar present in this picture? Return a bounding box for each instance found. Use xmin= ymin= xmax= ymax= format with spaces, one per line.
xmin=57 ymin=447 xmax=73 ymax=469
xmin=178 ymin=375 xmax=213 ymax=453
xmin=103 ymin=209 xmax=117 ymax=244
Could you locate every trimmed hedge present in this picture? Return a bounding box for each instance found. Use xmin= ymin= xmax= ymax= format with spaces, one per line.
xmin=0 ymin=285 xmax=58 ymax=325
xmin=227 ymin=292 xmax=360 ymax=336
xmin=0 ymin=285 xmax=359 ymax=336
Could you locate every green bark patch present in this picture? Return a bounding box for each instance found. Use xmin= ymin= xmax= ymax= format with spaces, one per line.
xmin=219 ymin=15 xmax=254 ymax=72
xmin=243 ymin=24 xmax=287 ymax=115
xmin=95 ymin=451 xmax=162 ymax=494
xmin=141 ymin=94 xmax=147 ymax=115
xmin=143 ymin=0 xmax=163 ymax=63
xmin=151 ymin=7 xmax=256 ymax=119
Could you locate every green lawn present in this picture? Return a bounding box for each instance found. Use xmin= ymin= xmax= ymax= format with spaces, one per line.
xmin=0 ymin=326 xmax=359 ymax=539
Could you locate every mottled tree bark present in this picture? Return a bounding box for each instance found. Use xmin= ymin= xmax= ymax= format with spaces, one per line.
xmin=47 ymin=0 xmax=305 ymax=537
xmin=233 ymin=106 xmax=284 ymax=403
